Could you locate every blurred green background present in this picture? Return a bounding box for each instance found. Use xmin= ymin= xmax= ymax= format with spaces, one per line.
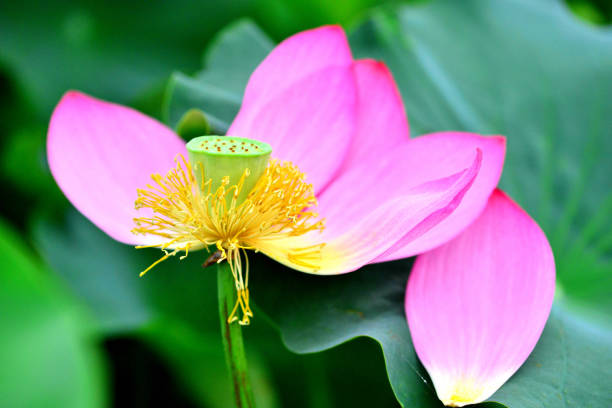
xmin=0 ymin=0 xmax=610 ymax=407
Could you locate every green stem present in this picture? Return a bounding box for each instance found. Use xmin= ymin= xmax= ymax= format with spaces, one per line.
xmin=217 ymin=261 xmax=255 ymax=408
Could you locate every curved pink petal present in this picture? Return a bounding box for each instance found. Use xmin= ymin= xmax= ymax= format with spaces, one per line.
xmin=405 ymin=189 xmax=555 ymax=406
xmin=229 ymin=66 xmax=357 ymax=193
xmin=234 ymin=25 xmax=352 ymax=120
xmin=318 ymin=132 xmax=503 ymax=253
xmin=374 ymin=132 xmax=505 ymax=261
xmin=257 ymin=147 xmax=483 ymax=274
xmin=47 ymin=91 xmax=187 ymax=245
xmin=337 ymin=59 xmax=409 ymax=174
xmin=229 ymin=25 xmax=356 ymax=192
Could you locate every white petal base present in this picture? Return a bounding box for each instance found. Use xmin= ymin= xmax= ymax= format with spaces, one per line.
xmin=428 ymin=368 xmax=513 ymax=407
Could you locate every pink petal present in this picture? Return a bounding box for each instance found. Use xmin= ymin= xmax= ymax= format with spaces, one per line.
xmin=234 ymin=25 xmax=352 ymax=119
xmin=47 ymin=91 xmax=187 ymax=245
xmin=229 ymin=66 xmax=357 ymax=193
xmin=337 ymin=59 xmax=409 ymax=174
xmin=256 ymin=147 xmax=483 ymax=274
xmin=229 ymin=26 xmax=357 ymax=192
xmin=405 ymin=189 xmax=555 ymax=406
xmin=374 ymin=132 xmax=505 ymax=261
xmin=317 ymin=132 xmax=503 ymax=255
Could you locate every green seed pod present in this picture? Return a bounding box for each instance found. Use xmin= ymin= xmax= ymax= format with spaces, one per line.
xmin=186 ymin=135 xmax=272 ymax=204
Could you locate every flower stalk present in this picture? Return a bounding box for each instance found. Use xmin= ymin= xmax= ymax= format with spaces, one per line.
xmin=217 ymin=260 xmax=255 ymax=408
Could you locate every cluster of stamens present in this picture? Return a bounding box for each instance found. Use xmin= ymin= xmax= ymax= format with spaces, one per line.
xmin=132 ymin=155 xmax=325 ymax=325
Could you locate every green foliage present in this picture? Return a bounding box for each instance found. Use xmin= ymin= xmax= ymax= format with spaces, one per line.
xmin=0 ymin=220 xmax=106 ymax=408
xmin=0 ymin=0 xmax=253 ymax=117
xmin=32 ymin=210 xmax=219 ymax=334
xmin=164 ymin=21 xmax=274 ymax=134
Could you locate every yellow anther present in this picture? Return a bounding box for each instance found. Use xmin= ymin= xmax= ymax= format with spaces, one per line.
xmin=132 ymin=155 xmax=325 ymax=324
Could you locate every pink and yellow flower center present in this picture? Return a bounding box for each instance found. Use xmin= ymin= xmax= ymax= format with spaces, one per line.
xmin=131 ymin=139 xmax=325 ymax=325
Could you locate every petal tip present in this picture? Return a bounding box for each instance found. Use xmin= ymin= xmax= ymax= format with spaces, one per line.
xmin=313 ymin=24 xmax=346 ymax=37
xmin=52 ymin=90 xmax=108 ymax=122
xmin=284 ymin=24 xmax=349 ymax=50
xmin=491 ymin=134 xmax=507 ymax=147
xmin=486 ymin=134 xmax=507 ymax=158
xmin=57 ymin=90 xmax=97 ymax=107
xmin=62 ymin=89 xmax=86 ymax=99
xmin=356 ymin=58 xmax=389 ymax=71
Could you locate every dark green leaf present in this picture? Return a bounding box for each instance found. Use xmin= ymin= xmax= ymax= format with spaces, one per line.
xmin=31 ymin=209 xmax=219 ymax=334
xmin=0 ymin=125 xmax=64 ymax=203
xmin=143 ymin=322 xmax=231 ymax=408
xmin=163 ymin=20 xmax=274 ymax=133
xmin=142 ymin=319 xmax=281 ymax=408
xmin=0 ymin=0 xmax=252 ymax=117
xmin=491 ymin=305 xmax=612 ymax=407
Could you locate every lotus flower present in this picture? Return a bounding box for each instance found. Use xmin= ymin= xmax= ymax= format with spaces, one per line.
xmin=48 ymin=26 xmax=505 ymax=325
xmin=48 ymin=25 xmax=555 ymax=404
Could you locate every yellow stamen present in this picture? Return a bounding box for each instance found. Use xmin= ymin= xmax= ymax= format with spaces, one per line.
xmin=132 ymin=155 xmax=325 ymax=324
